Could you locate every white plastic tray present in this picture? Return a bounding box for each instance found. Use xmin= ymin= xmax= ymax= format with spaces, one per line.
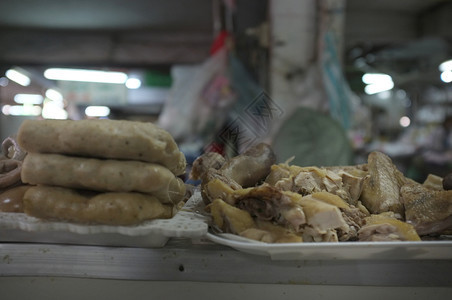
xmin=206 ymin=232 xmax=452 ymax=260
xmin=0 ymin=191 xmax=208 ymax=248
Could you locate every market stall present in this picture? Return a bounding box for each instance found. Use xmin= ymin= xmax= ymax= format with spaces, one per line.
xmin=1 ymin=1 xmax=452 ymax=299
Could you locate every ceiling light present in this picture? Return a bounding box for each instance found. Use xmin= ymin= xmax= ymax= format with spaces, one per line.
xmin=399 ymin=116 xmax=411 ymax=127
xmin=364 ymin=82 xmax=395 ymax=95
xmin=14 ymin=94 xmax=44 ymax=105
xmin=362 ymin=73 xmax=394 ymax=95
xmin=362 ymin=73 xmax=392 ymax=85
xmin=439 ymin=59 xmax=452 ymax=72
xmin=42 ymin=100 xmax=68 ymax=119
xmin=2 ymin=104 xmax=42 ymax=116
xmin=44 ymin=68 xmax=128 ymax=84
xmin=440 ymin=70 xmax=452 ymax=83
xmin=1 ymin=105 xmax=8 ymax=115
xmin=45 ymin=89 xmax=64 ymax=102
xmin=5 ymin=69 xmax=31 ymax=86
xmin=85 ymin=106 xmax=110 ymax=117
xmin=125 ymin=78 xmax=142 ymax=89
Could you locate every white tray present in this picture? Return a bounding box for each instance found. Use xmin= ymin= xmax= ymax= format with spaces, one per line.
xmin=0 ymin=191 xmax=208 ymax=248
xmin=206 ymin=232 xmax=452 ymax=260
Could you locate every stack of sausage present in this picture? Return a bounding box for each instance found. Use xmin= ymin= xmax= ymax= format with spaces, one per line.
xmin=16 ymin=119 xmax=187 ymax=226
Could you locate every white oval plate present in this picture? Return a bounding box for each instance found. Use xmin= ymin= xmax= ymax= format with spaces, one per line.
xmin=206 ymin=232 xmax=452 ymax=260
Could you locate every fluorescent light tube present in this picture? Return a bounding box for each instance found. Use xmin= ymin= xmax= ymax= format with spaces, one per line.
xmin=439 ymin=59 xmax=452 ymax=72
xmin=440 ymin=70 xmax=452 ymax=83
xmin=362 ymin=73 xmax=394 ymax=95
xmin=44 ymin=68 xmax=128 ymax=84
xmin=45 ymin=89 xmax=64 ymax=102
xmin=85 ymin=106 xmax=110 ymax=117
xmin=125 ymin=78 xmax=142 ymax=89
xmin=364 ymin=81 xmax=395 ymax=95
xmin=362 ymin=73 xmax=393 ymax=85
xmin=42 ymin=100 xmax=68 ymax=119
xmin=14 ymin=94 xmax=44 ymax=105
xmin=2 ymin=104 xmax=41 ymax=116
xmin=6 ymin=69 xmax=31 ymax=86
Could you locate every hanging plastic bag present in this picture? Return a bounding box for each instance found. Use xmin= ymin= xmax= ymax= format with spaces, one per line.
xmin=158 ymin=48 xmax=236 ymax=143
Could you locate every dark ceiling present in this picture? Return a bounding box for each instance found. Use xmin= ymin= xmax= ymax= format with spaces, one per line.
xmin=0 ymin=0 xmax=215 ymax=68
xmin=0 ymin=0 xmax=212 ymax=30
xmin=1 ymin=0 xmax=451 ymax=66
xmin=0 ymin=0 xmax=451 ymax=92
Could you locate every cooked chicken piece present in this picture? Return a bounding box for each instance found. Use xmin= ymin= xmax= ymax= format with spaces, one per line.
xmin=234 ymin=184 xmax=306 ymax=231
xmin=209 ymin=190 xmax=345 ymax=244
xmin=336 ymin=169 xmax=369 ymax=204
xmin=356 ymin=201 xmax=370 ymax=215
xmin=295 ymin=167 xmax=345 ymax=197
xmin=265 ymin=164 xmax=368 ymax=205
xmin=190 ymin=152 xmax=226 ymax=181
xmin=294 ymin=193 xmax=348 ymax=233
xmin=300 ymin=192 xmax=356 ymax=242
xmin=266 ymin=164 xmax=369 ymax=240
xmin=198 ymin=143 xmax=276 ymax=204
xmin=211 ymin=183 xmax=355 ymax=242
xmin=309 ymin=191 xmax=368 ymax=241
xmin=266 ymin=165 xmax=327 ymax=194
xmin=219 ymin=143 xmax=276 ymax=187
xmin=309 ymin=191 xmax=349 ymax=209
xmin=240 ymin=220 xmax=303 ymax=243
xmin=338 ymin=210 xmax=364 ymax=241
xmin=325 ymin=164 xmax=368 ymax=176
xmin=208 ymin=196 xmax=303 ymax=243
xmin=207 ymin=198 xmax=255 ymax=234
xmin=401 ymin=182 xmax=452 ymax=235
xmin=358 ymin=213 xmax=421 ymax=241
xmin=206 ymin=177 xmax=368 ymax=243
xmin=423 ymin=174 xmax=445 ymax=191
xmin=264 ymin=163 xmax=291 ymax=187
xmin=359 ymin=151 xmax=407 ymax=216
xmin=202 ymin=172 xmax=242 ymax=205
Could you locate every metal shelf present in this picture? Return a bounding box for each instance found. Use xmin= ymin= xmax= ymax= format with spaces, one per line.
xmin=1 ymin=238 xmax=452 ymax=287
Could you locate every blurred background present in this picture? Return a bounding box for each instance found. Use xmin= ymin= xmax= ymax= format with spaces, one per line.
xmin=0 ymin=0 xmax=451 ymax=182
